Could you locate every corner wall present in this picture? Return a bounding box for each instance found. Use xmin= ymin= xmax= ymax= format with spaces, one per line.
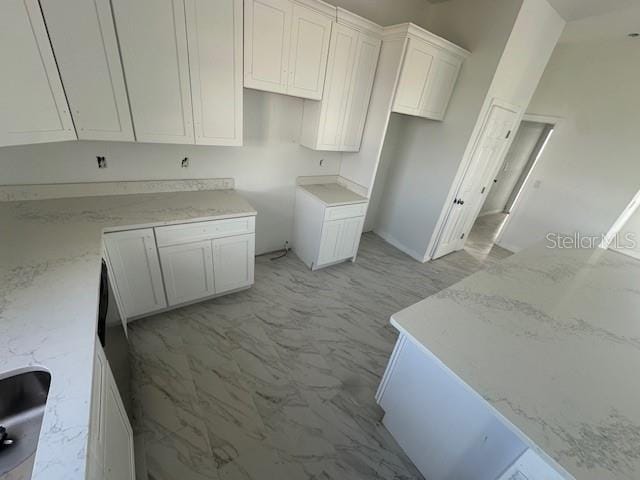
xmin=369 ymin=0 xmax=565 ymax=261
xmin=367 ymin=0 xmax=525 ymax=258
xmin=498 ymin=5 xmax=640 ymax=252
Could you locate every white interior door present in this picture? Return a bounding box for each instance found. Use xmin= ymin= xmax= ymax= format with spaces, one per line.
xmin=41 ymin=0 xmax=134 ymax=142
xmin=286 ymin=3 xmax=333 ymax=100
xmin=212 ymin=234 xmax=255 ymax=293
xmin=432 ymin=103 xmax=520 ymax=259
xmin=244 ymin=0 xmax=292 ymax=94
xmin=112 ymin=0 xmax=194 ymax=144
xmin=0 ymin=0 xmax=76 ymax=147
xmin=186 ymin=0 xmax=243 ymax=146
xmin=159 ymin=240 xmax=215 ymax=306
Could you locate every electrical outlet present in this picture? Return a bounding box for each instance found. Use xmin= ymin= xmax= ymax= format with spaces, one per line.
xmin=181 ymin=157 xmax=189 ymax=168
xmin=96 ymin=156 xmax=107 ymax=169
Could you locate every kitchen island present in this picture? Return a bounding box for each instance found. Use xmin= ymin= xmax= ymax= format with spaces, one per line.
xmin=377 ymin=244 xmax=640 ymax=480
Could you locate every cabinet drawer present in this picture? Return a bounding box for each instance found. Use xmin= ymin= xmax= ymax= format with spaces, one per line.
xmin=155 ymin=216 xmax=255 ymax=247
xmin=324 ymin=203 xmax=367 ymax=221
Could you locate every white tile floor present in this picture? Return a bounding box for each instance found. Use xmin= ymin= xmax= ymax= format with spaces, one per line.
xmin=129 ymin=232 xmax=511 ymax=480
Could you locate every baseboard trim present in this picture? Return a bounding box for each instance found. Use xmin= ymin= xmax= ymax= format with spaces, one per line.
xmin=375 ymin=229 xmax=426 ymax=262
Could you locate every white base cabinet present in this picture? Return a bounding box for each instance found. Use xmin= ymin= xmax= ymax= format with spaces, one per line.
xmin=293 ymin=187 xmax=367 ymax=270
xmin=300 ymin=9 xmax=382 ymax=152
xmin=105 ymin=216 xmax=256 ymax=320
xmin=88 ymin=341 xmax=135 ymax=480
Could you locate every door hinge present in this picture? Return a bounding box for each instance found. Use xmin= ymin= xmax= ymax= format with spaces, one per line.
xmin=481 ymin=186 xmax=486 ymax=194
xmin=505 ymin=130 xmax=512 ymax=139
xmin=460 ymin=233 xmax=465 ymax=240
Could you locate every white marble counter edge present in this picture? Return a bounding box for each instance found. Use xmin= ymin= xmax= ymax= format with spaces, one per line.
xmin=296 ymin=185 xmax=368 ymax=207
xmin=388 ymin=316 xmax=576 ymax=480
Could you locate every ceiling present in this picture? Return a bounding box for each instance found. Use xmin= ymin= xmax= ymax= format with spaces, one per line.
xmin=425 ymin=0 xmax=639 ymax=22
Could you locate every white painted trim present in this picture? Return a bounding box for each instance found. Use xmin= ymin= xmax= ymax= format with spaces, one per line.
xmin=375 ymin=333 xmax=407 ymax=403
xmin=495 ymin=117 xmax=561 ymax=246
xmin=336 ymin=7 xmax=383 ymax=38
xmin=294 ymin=0 xmax=336 ymax=19
xmin=600 ymin=189 xmax=640 ymax=249
xmin=382 ymin=23 xmax=470 ymax=58
xmin=375 ymin=228 xmax=426 ymax=262
xmin=426 ymin=97 xmax=523 ymax=261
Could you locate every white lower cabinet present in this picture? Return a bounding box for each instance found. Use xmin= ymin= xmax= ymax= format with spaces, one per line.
xmin=103 ymin=229 xmax=167 ymax=320
xmin=88 ymin=341 xmax=135 ymax=480
xmin=294 ymin=187 xmax=367 ymax=270
xmin=159 ymin=240 xmax=215 ymax=306
xmin=105 ymin=216 xmax=256 ymax=317
xmin=213 ymin=234 xmax=255 ymax=294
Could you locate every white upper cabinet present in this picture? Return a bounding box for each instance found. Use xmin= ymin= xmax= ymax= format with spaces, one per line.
xmin=111 ymin=0 xmax=194 ymax=144
xmin=186 ymin=0 xmax=243 ymax=146
xmin=244 ymin=0 xmax=335 ymax=100
xmin=0 ymin=0 xmax=76 ymax=147
xmin=300 ymin=9 xmax=382 ymax=151
xmin=41 ymin=0 xmax=134 ymax=142
xmin=391 ymin=24 xmax=469 ymax=121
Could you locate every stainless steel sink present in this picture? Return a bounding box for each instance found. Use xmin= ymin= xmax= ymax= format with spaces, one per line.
xmin=0 ymin=369 xmax=51 ymax=479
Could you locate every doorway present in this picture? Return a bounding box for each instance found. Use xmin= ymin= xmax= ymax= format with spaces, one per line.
xmin=466 ymin=119 xmax=555 ymax=257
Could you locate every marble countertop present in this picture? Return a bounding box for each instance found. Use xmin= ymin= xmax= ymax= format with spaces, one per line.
xmin=299 ymin=183 xmax=368 ymax=206
xmin=0 ymin=189 xmax=256 ymax=479
xmin=391 ymin=244 xmax=640 ymax=480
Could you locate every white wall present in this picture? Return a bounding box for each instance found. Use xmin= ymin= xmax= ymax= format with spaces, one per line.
xmin=330 ymin=0 xmax=430 ymax=27
xmin=367 ymin=0 xmax=525 ymax=254
xmin=0 ymin=91 xmax=341 ymax=255
xmin=498 ymin=5 xmax=640 ymax=252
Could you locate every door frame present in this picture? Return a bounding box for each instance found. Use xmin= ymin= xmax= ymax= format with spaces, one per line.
xmin=599 ymin=189 xmax=640 ymax=250
xmin=425 ymin=97 xmax=523 ymax=261
xmin=493 ymin=113 xmax=563 ymax=247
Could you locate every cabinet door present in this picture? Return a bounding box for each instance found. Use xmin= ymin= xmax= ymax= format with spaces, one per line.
xmin=316 ymin=24 xmax=358 ymax=149
xmin=159 ymin=241 xmax=215 ymax=306
xmin=0 ymin=0 xmax=75 ymax=147
xmin=212 ymin=234 xmax=255 ymax=294
xmin=287 ymin=3 xmax=333 ymax=100
xmin=341 ymin=32 xmax=381 ymax=151
xmin=317 ymin=220 xmax=342 ymax=266
xmin=336 ymin=216 xmax=363 ymax=260
xmin=41 ymin=0 xmax=134 ymax=142
xmin=87 ymin=340 xmax=106 ymax=479
xmin=104 ymin=363 xmax=135 ymax=480
xmin=104 ymin=229 xmax=167 ymax=319
xmin=420 ymin=53 xmax=462 ymax=120
xmin=392 ymin=38 xmax=435 ymax=116
xmin=244 ymin=0 xmax=292 ymax=95
xmin=186 ymin=0 xmax=243 ymax=146
xmin=112 ymin=0 xmax=194 ymax=144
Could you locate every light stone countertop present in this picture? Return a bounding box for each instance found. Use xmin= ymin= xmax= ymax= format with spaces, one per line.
xmin=299 ymin=183 xmax=368 ymax=206
xmin=391 ymin=244 xmax=640 ymax=480
xmin=0 ymin=189 xmax=256 ymax=480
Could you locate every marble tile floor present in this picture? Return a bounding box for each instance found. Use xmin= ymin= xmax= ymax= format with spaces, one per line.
xmin=465 ymin=212 xmax=509 ymax=260
xmin=129 ymin=232 xmax=512 ymax=480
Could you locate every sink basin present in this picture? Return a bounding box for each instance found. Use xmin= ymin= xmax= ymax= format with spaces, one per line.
xmin=0 ymin=369 xmax=51 ymax=479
